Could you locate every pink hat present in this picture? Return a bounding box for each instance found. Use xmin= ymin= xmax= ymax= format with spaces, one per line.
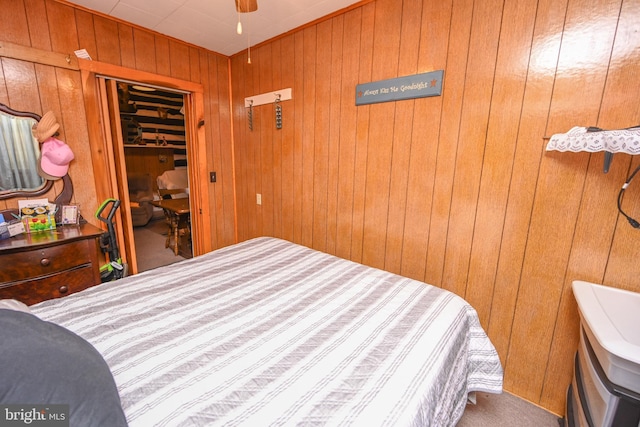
xmin=40 ymin=137 xmax=74 ymax=178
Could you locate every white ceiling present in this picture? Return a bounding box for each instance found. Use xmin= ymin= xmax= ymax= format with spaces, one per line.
xmin=64 ymin=0 xmax=361 ymax=56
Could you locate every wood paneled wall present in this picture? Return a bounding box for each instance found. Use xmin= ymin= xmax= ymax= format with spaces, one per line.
xmin=230 ymin=0 xmax=640 ymax=415
xmin=0 ymin=0 xmax=236 ymax=250
xmin=123 ymin=147 xmax=175 ymax=191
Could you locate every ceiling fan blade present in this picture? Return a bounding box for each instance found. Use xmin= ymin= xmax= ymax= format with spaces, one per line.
xmin=235 ymin=0 xmax=258 ymax=13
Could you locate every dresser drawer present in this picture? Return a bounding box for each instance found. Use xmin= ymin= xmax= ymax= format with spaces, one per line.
xmin=0 ymin=240 xmax=93 ymax=283
xmin=0 ymin=265 xmax=96 ymax=305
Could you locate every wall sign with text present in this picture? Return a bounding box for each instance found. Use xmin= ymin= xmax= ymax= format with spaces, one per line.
xmin=355 ymin=70 xmax=444 ymax=106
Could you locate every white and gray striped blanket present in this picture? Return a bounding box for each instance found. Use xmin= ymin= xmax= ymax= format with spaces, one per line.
xmin=32 ymin=237 xmax=502 ymax=426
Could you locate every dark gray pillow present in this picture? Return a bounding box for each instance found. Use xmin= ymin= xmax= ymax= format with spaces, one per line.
xmin=0 ymin=309 xmax=128 ymax=427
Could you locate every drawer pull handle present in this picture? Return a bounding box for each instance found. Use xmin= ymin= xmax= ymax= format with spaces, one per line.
xmin=59 ymin=285 xmax=68 ymax=294
xmin=40 ymin=258 xmax=51 ymax=267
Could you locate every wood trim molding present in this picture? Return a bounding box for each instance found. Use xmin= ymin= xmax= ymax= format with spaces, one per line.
xmin=77 ymin=59 xmax=203 ymax=93
xmin=0 ymin=40 xmax=79 ymax=70
xmin=78 ymin=58 xmax=209 ymax=258
xmin=185 ymin=91 xmax=212 ymax=255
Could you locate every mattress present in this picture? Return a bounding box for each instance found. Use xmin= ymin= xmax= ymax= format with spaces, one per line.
xmin=31 ymin=237 xmax=503 ymax=426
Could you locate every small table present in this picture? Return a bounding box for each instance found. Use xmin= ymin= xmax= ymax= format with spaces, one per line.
xmin=151 ymin=198 xmax=190 ymax=256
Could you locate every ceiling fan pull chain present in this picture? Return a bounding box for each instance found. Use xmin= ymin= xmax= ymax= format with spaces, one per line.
xmin=247 ymin=13 xmax=252 ymax=64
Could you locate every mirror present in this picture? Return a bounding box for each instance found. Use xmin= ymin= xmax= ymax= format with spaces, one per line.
xmin=0 ymin=103 xmax=53 ymax=199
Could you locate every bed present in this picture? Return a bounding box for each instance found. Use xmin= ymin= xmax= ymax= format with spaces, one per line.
xmin=10 ymin=237 xmax=502 ymax=426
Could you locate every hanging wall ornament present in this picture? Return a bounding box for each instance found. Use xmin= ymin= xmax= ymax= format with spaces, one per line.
xmin=274 ymin=94 xmax=282 ymax=129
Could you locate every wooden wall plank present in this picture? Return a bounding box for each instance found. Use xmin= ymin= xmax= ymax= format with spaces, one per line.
xmin=505 ymin=0 xmax=623 ymax=405
xmin=361 ymin=0 xmax=401 ymax=269
xmin=57 ymin=68 xmax=98 ymax=216
xmin=229 ymin=54 xmax=240 ymax=238
xmin=399 ymin=0 xmax=452 ymax=281
xmin=189 ymin=47 xmax=201 ymax=83
xmin=133 ymin=29 xmax=157 ymax=74
xmin=312 ymin=20 xmax=332 ymax=253
xmin=249 ymin=46 xmax=262 ymax=239
xmin=350 ymin=2 xmax=376 ymax=263
xmin=34 ymin=64 xmax=61 ymax=118
xmin=280 ymin=34 xmax=296 ymax=243
xmin=204 ymin=52 xmax=220 ymax=249
xmin=441 ymin=0 xmax=503 ymax=297
xmin=94 ymin=15 xmax=120 ymax=65
xmin=326 ymin=16 xmax=344 ymax=255
xmin=487 ymin=0 xmax=568 ymax=374
xmin=216 ymin=55 xmax=236 ymax=247
xmin=155 ymin=36 xmax=170 ymax=76
xmin=169 ymin=40 xmax=190 ymax=81
xmin=46 ymin=1 xmax=78 ymax=54
xmin=301 ymin=26 xmax=317 ymax=247
xmin=259 ymin=43 xmax=274 ymax=237
xmin=234 ymin=54 xmax=248 ymax=242
xmin=271 ymin=39 xmax=283 ymax=239
xmin=425 ymin=0 xmax=473 ymax=286
xmin=230 ymin=54 xmax=247 ymax=242
xmin=1 ymin=0 xmax=31 ymax=45
xmin=118 ymin=24 xmax=136 ymax=70
xmin=292 ymin=31 xmax=305 ymax=244
xmin=240 ymin=49 xmax=258 ymax=241
xmin=75 ymin=9 xmax=97 ymax=60
xmin=3 ymin=59 xmax=41 ymax=113
xmin=383 ymin=0 xmax=421 ymax=275
xmin=211 ymin=52 xmax=232 ymax=248
xmin=334 ymin=8 xmax=362 ymax=261
xmin=26 ymin=0 xmax=53 ymax=51
xmin=466 ymin=0 xmax=538 ymax=326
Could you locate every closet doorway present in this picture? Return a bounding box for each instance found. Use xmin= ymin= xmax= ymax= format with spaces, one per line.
xmin=112 ymin=81 xmax=192 ymax=272
xmin=80 ymin=62 xmax=211 ymax=276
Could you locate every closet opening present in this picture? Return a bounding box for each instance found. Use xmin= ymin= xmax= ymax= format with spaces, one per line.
xmin=87 ymin=69 xmax=209 ymax=276
xmin=113 ymin=81 xmax=192 ymax=272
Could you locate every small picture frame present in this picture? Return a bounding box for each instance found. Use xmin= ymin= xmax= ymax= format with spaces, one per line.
xmin=61 ymin=205 xmax=79 ymax=225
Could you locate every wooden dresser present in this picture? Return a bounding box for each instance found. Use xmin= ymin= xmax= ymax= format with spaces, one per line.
xmin=0 ymin=223 xmax=103 ymax=305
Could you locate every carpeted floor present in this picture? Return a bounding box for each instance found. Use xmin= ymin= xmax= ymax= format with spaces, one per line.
xmin=145 ymin=217 xmax=169 ymax=235
xmin=457 ymin=391 xmax=562 ymax=426
xmin=133 ymin=224 xmax=185 ymax=272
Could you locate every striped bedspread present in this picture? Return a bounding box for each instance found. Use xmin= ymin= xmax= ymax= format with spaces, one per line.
xmin=32 ymin=237 xmax=503 ymax=426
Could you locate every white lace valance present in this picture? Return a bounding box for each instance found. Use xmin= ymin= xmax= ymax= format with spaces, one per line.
xmin=546 ymin=126 xmax=640 ymax=155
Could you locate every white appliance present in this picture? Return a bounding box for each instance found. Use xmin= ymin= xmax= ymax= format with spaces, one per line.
xmin=566 ymin=281 xmax=640 ymax=427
